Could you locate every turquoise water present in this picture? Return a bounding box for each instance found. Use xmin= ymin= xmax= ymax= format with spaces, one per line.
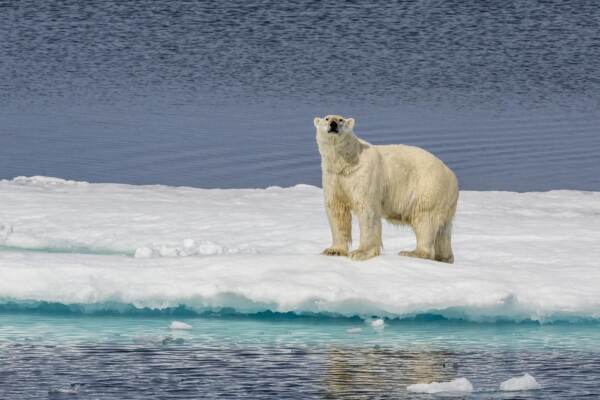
xmin=1 ymin=314 xmax=599 ymax=398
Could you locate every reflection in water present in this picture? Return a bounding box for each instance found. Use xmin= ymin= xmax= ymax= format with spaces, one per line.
xmin=324 ymin=347 xmax=454 ymax=398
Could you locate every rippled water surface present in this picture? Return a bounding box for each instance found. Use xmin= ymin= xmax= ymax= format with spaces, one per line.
xmin=1 ymin=0 xmax=599 ymax=190
xmin=1 ymin=315 xmax=600 ymax=399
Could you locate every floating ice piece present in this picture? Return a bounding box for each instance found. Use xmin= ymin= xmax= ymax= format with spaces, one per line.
xmin=346 ymin=327 xmax=362 ymax=334
xmin=169 ymin=321 xmax=193 ymax=330
xmin=500 ymin=373 xmax=541 ymax=391
xmin=48 ymin=383 xmax=82 ymax=395
xmin=369 ymin=318 xmax=385 ymax=330
xmin=407 ymin=377 xmax=473 ymax=394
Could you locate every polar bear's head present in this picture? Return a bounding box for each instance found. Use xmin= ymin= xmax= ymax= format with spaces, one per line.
xmin=314 ymin=115 xmax=355 ymax=142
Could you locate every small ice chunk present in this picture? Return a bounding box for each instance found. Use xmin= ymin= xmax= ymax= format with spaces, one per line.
xmin=158 ymin=245 xmax=180 ymax=257
xmin=196 ymin=241 xmax=223 ymax=255
xmin=346 ymin=327 xmax=362 ymax=334
xmin=169 ymin=321 xmax=192 ymax=330
xmin=183 ymin=238 xmax=196 ymax=249
xmin=407 ymin=377 xmax=473 ymax=394
xmin=135 ymin=240 xmax=232 ymax=258
xmin=134 ymin=247 xmax=154 ymax=258
xmin=370 ymin=318 xmax=385 ymax=330
xmin=500 ymin=373 xmax=541 ymax=391
xmin=48 ymin=384 xmax=82 ymax=395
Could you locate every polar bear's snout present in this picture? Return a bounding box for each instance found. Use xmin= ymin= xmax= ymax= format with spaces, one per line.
xmin=328 ymin=120 xmax=339 ymax=133
xmin=314 ymin=115 xmax=355 ymax=138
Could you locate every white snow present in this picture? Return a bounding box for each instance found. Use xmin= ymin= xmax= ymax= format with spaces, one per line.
xmin=1 ymin=176 xmax=600 ymax=321
xmin=169 ymin=321 xmax=193 ymax=330
xmin=407 ymin=377 xmax=473 ymax=394
xmin=500 ymin=374 xmax=541 ymax=391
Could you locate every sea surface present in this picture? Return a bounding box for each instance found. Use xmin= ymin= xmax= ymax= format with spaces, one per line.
xmin=1 ymin=0 xmax=599 ymax=190
xmin=1 ymin=314 xmax=600 ymax=399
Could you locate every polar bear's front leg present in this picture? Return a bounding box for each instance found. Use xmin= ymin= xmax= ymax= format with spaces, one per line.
xmin=322 ymin=200 xmax=352 ymax=257
xmin=350 ymin=208 xmax=382 ymax=261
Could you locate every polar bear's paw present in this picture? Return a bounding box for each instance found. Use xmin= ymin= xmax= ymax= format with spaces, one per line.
xmin=349 ymin=248 xmax=380 ymax=261
xmin=322 ymin=247 xmax=348 ymax=257
xmin=399 ymin=250 xmax=434 ymax=261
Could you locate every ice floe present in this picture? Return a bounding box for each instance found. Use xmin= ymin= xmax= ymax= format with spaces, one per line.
xmin=1 ymin=177 xmax=600 ymax=321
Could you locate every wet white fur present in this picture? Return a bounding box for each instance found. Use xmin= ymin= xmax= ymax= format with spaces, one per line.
xmin=315 ymin=115 xmax=459 ymax=262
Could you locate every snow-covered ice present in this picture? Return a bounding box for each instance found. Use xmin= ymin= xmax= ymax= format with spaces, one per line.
xmin=1 ymin=176 xmax=600 ymax=321
xmin=407 ymin=377 xmax=473 ymax=394
xmin=500 ymin=373 xmax=541 ymax=391
xmin=169 ymin=321 xmax=193 ymax=330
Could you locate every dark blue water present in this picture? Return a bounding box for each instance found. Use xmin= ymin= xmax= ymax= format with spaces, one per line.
xmin=1 ymin=0 xmax=599 ymax=190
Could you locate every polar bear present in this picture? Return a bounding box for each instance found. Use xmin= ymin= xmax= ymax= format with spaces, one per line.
xmin=314 ymin=115 xmax=459 ymax=263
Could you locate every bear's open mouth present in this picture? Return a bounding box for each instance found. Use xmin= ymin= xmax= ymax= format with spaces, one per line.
xmin=328 ymin=121 xmax=339 ymax=133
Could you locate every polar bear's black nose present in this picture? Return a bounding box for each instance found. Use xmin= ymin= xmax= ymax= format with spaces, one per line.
xmin=329 ymin=121 xmax=338 ymax=132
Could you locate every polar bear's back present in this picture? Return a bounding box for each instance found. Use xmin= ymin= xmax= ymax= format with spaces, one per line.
xmin=374 ymin=143 xmax=458 ymax=221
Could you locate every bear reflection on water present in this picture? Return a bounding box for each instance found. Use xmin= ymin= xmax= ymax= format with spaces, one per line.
xmin=324 ymin=347 xmax=455 ymax=398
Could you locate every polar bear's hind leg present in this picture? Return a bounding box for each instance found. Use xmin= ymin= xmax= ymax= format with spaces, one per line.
xmin=400 ymin=215 xmax=438 ymax=261
xmin=434 ymin=222 xmax=454 ymax=263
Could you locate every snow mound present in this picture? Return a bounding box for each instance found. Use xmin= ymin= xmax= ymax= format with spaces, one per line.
xmin=169 ymin=321 xmax=193 ymax=330
xmin=10 ymin=176 xmax=88 ymax=186
xmin=407 ymin=377 xmax=473 ymax=394
xmin=500 ymin=373 xmax=541 ymax=391
xmin=134 ymin=239 xmax=258 ymax=258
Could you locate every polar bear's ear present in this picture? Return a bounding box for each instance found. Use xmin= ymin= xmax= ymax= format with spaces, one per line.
xmin=345 ymin=118 xmax=355 ymax=129
xmin=313 ymin=117 xmax=322 ymax=127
